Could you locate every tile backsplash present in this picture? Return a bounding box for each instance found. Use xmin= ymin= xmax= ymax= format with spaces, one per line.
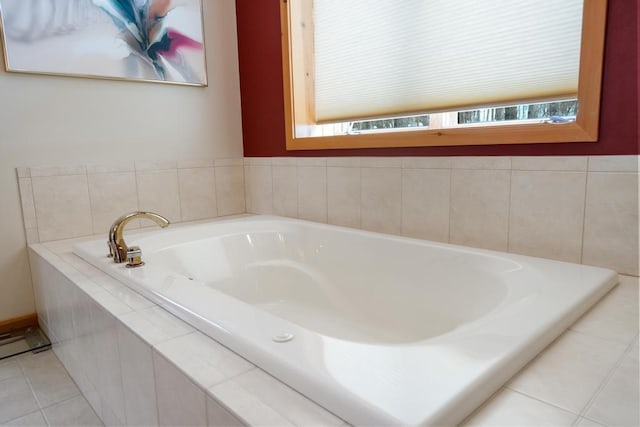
xmin=244 ymin=155 xmax=639 ymax=276
xmin=16 ymin=155 xmax=639 ymax=276
xmin=17 ymin=159 xmax=245 ymax=244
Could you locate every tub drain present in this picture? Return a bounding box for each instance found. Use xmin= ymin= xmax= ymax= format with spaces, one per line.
xmin=272 ymin=333 xmax=294 ymax=343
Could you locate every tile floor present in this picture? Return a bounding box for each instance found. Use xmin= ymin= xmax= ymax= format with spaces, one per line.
xmin=0 ymin=350 xmax=102 ymax=427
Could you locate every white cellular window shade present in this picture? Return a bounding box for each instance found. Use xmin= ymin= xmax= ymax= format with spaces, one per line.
xmin=313 ymin=0 xmax=584 ymax=123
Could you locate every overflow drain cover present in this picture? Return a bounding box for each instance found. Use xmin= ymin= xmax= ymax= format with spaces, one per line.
xmin=272 ymin=333 xmax=294 ymax=343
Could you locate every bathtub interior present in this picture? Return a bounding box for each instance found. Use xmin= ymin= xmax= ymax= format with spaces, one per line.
xmin=142 ymin=223 xmax=517 ymax=344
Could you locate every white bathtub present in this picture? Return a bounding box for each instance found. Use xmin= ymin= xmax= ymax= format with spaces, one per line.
xmin=73 ymin=215 xmax=617 ymax=426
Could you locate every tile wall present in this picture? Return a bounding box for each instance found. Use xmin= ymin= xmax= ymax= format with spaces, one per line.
xmin=16 ymin=159 xmax=246 ymax=244
xmin=244 ymin=156 xmax=639 ymax=276
xmin=15 ymin=155 xmax=639 ymax=276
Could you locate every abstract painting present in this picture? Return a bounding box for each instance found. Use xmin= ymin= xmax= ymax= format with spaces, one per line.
xmin=0 ymin=0 xmax=207 ymax=86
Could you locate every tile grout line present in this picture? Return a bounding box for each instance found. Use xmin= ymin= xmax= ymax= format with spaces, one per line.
xmin=399 ymin=166 xmax=407 ymax=237
xmin=211 ymin=166 xmax=219 ymax=219
xmin=576 ymin=336 xmax=638 ymax=419
xmin=83 ymin=168 xmax=96 ymax=237
xmin=16 ymin=358 xmax=57 ymax=427
xmin=150 ymin=346 xmax=162 ymax=426
xmin=295 ymin=164 xmax=300 ymax=219
xmin=28 ymin=175 xmax=43 ymax=244
xmin=176 ymin=167 xmax=185 ymax=222
xmin=506 ymin=388 xmax=582 ymax=418
xmin=506 ymin=162 xmax=514 ymax=253
xmin=579 ymin=159 xmax=591 ymax=265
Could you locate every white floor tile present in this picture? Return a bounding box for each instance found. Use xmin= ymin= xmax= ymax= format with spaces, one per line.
xmin=461 ymin=388 xmax=578 ymax=426
xmin=507 ymin=330 xmax=628 ymax=413
xmin=43 ymin=396 xmax=103 ymax=427
xmin=0 ymin=360 xmax=23 ymax=382
xmin=23 ymin=364 xmax=80 ymax=409
xmin=16 ymin=351 xmax=60 ymax=373
xmin=571 ymin=275 xmax=639 ymax=344
xmin=0 ymin=377 xmax=40 ymax=424
xmin=1 ymin=410 xmax=47 ymax=426
xmin=585 ymin=343 xmax=639 ymax=427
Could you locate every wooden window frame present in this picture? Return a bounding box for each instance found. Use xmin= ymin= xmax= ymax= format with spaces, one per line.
xmin=280 ymin=0 xmax=607 ymax=150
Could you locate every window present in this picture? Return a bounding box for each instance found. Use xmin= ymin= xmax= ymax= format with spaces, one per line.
xmin=280 ymin=0 xmax=607 ymax=150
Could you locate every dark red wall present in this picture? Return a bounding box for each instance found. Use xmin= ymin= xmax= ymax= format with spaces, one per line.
xmin=236 ymin=0 xmax=638 ymax=157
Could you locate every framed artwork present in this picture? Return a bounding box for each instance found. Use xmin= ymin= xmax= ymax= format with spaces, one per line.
xmin=0 ymin=0 xmax=207 ymax=86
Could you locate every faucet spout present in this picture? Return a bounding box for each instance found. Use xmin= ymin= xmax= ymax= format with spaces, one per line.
xmin=108 ymin=211 xmax=170 ymax=263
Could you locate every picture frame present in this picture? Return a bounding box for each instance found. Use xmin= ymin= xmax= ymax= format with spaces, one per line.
xmin=0 ymin=0 xmax=208 ymax=86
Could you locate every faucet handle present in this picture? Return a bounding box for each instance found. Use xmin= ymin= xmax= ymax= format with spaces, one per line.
xmin=125 ymin=246 xmax=145 ymax=268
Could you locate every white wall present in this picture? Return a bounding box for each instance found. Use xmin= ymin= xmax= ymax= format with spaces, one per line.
xmin=0 ymin=1 xmax=244 ymax=321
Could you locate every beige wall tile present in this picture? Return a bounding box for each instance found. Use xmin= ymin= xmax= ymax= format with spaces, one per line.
xmin=86 ymin=161 xmax=135 ymax=174
xmin=272 ymin=165 xmax=298 ymax=217
xmin=582 ymin=172 xmax=639 ymax=275
xmin=215 ymin=166 xmax=245 ymax=216
xmin=511 ymin=156 xmax=588 ymax=171
xmin=298 ymin=166 xmax=327 ymax=223
xmin=136 ymin=169 xmax=181 ymax=223
xmin=361 ymin=167 xmax=402 ymax=234
xmin=402 ymin=157 xmax=452 ymax=169
xmin=153 ymin=352 xmax=207 ymax=427
xmin=327 ymin=167 xmax=361 ymax=228
xmin=509 ymin=171 xmax=586 ymax=263
xmin=87 ymin=172 xmax=139 ymax=235
xmin=134 ymin=161 xmax=177 ymax=171
xmin=272 ymin=157 xmax=297 ymax=166
xmin=209 ymin=379 xmax=293 ymax=427
xmin=18 ymin=178 xmax=37 ymax=229
xmin=30 ymin=165 xmax=86 ymax=177
xmin=360 ymin=157 xmax=402 ymax=168
xmin=450 ymin=169 xmax=510 ymax=251
xmin=16 ymin=167 xmax=30 ymax=178
xmin=452 ymin=156 xmax=511 ymax=170
xmin=32 ymin=175 xmax=93 ymax=241
xmin=244 ymin=165 xmax=272 ymax=214
xmin=206 ymin=396 xmax=244 ymax=426
xmin=402 ymin=169 xmax=450 ymax=242
xmin=178 ymin=168 xmax=217 ymax=222
xmin=214 ymin=158 xmax=244 ymax=167
xmin=116 ymin=324 xmax=158 ymax=427
xmin=296 ymin=157 xmax=326 ymax=167
xmin=25 ymin=228 xmax=39 ymax=244
xmin=588 ymin=155 xmax=639 ymax=172
xmin=244 ymin=157 xmax=272 ymax=166
xmin=178 ymin=160 xmax=214 ymax=169
xmin=327 ymin=157 xmax=361 ymax=167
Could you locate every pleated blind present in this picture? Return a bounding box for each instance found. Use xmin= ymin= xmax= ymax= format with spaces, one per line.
xmin=313 ymin=0 xmax=584 ymax=123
